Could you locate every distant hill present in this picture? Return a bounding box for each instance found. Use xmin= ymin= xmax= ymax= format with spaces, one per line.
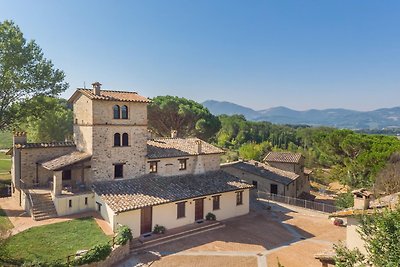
xmin=202 ymin=100 xmax=400 ymax=129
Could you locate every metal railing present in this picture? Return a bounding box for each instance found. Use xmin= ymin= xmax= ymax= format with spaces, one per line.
xmin=257 ymin=191 xmax=338 ymax=213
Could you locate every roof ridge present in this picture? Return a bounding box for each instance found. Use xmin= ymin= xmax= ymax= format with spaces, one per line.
xmin=77 ymin=88 xmax=138 ymax=94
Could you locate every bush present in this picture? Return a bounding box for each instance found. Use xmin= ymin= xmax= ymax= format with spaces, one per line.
xmin=73 ymin=243 xmax=112 ymax=266
xmin=115 ymin=225 xmax=133 ymax=245
xmin=21 ymin=260 xmax=67 ymax=267
xmin=335 ymin=192 xmax=354 ymax=210
xmin=153 ymin=224 xmax=166 ymax=234
xmin=205 ymin=212 xmax=216 ymax=221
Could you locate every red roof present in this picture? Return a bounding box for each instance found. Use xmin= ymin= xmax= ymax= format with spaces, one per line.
xmin=68 ymin=88 xmax=151 ymax=103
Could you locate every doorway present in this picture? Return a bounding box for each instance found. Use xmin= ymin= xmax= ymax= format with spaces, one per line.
xmin=140 ymin=206 xmax=152 ymax=235
xmin=194 ymin=198 xmax=204 ymax=221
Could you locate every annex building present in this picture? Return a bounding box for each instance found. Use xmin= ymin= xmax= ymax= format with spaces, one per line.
xmin=9 ymin=82 xmax=252 ymax=237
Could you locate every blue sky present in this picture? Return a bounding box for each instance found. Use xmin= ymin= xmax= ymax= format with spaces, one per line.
xmin=1 ymin=1 xmax=400 ymax=111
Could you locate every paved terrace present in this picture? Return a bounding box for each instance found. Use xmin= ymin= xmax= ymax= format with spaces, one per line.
xmin=118 ymin=201 xmax=345 ymax=267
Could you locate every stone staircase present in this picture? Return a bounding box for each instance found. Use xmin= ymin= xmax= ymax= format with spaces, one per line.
xmin=29 ymin=190 xmax=58 ymax=221
xmin=130 ymin=221 xmax=225 ymax=253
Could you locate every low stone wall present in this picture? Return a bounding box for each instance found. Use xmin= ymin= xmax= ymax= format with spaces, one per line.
xmin=82 ymin=242 xmax=130 ymax=267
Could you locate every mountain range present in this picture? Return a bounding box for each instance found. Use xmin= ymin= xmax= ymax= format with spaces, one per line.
xmin=202 ymin=100 xmax=400 ymax=129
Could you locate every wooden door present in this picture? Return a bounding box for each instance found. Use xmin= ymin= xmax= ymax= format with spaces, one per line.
xmin=194 ymin=198 xmax=204 ymax=221
xmin=140 ymin=206 xmax=152 ymax=235
xmin=270 ymin=184 xmax=278 ymax=195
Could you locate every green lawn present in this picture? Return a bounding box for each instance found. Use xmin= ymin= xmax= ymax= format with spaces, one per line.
xmin=1 ymin=217 xmax=111 ymax=263
xmin=0 ymin=131 xmax=12 ymax=149
xmin=0 ymin=152 xmax=11 ymax=182
xmin=0 ymin=207 xmax=13 ymax=234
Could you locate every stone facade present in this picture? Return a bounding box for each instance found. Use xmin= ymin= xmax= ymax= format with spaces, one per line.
xmin=146 ymin=154 xmax=221 ymax=176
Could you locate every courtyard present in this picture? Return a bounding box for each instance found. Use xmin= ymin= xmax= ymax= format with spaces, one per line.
xmin=119 ymin=201 xmax=345 ymax=267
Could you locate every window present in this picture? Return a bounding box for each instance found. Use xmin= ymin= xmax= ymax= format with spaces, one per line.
xmin=252 ymin=180 xmax=258 ymax=189
xmin=113 ymin=105 xmax=120 ymax=119
xmin=96 ymin=202 xmax=102 ymax=212
xmin=236 ymin=191 xmax=243 ymax=206
xmin=178 ymin=159 xmax=187 ymax=170
xmin=212 ymin=195 xmax=220 ymax=210
xmin=114 ymin=133 xmax=121 ymax=146
xmin=114 ymin=164 xmax=123 ymax=178
xmin=149 ymin=161 xmax=158 ymax=173
xmin=122 ymin=133 xmax=129 ymax=146
xmin=85 ymin=197 xmax=88 ymax=205
xmin=69 ymin=199 xmax=72 ymax=208
xmin=177 ymin=202 xmax=186 ymax=218
xmin=62 ymin=170 xmax=72 ymax=180
xmin=121 ymin=105 xmax=128 ymax=119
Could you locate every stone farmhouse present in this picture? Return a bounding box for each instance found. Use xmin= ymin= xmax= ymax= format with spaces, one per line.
xmin=9 ymin=82 xmax=252 ymax=237
xmin=221 ymin=152 xmax=311 ymax=198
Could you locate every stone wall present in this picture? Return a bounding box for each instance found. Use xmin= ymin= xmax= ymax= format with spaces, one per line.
xmin=92 ymin=101 xmax=147 ymax=126
xmin=90 ymin=125 xmax=147 ymax=182
xmin=82 ymin=242 xmax=130 ymax=267
xmin=19 ymin=146 xmax=76 ymax=187
xmin=146 ymin=154 xmax=221 ymax=176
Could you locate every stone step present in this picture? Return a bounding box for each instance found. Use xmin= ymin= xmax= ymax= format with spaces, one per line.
xmin=130 ymin=221 xmax=225 ymax=253
xmin=29 ymin=192 xmax=58 ymax=221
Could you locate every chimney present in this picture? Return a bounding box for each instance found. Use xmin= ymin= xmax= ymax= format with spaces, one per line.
xmin=254 ymin=162 xmax=259 ymax=167
xmin=147 ymin=129 xmax=154 ymax=140
xmin=13 ymin=131 xmax=27 ymax=145
xmin=92 ymin=82 xmax=102 ymax=95
xmin=171 ymin=130 xmax=178 ymax=138
xmin=352 ymin=188 xmax=372 ymax=210
xmin=195 ymin=140 xmax=202 ymax=154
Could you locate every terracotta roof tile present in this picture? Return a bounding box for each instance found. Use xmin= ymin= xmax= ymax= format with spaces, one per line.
xmin=221 ymin=160 xmax=299 ymax=185
xmin=69 ymin=89 xmax=151 ymax=103
xmin=14 ymin=142 xmax=75 ymax=149
xmin=40 ymin=151 xmax=91 ymax=171
xmin=264 ymin=152 xmax=303 ymax=164
xmin=92 ymin=170 xmax=252 ymax=213
xmin=147 ymin=138 xmax=224 ymax=159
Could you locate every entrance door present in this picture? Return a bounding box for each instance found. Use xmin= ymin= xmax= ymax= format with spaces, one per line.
xmin=140 ymin=206 xmax=152 ymax=235
xmin=194 ymin=198 xmax=204 ymax=221
xmin=270 ymin=184 xmax=278 ymax=194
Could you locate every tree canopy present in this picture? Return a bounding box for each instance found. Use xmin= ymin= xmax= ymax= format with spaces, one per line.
xmin=0 ymin=20 xmax=68 ymax=130
xmin=148 ymin=96 xmax=221 ymax=141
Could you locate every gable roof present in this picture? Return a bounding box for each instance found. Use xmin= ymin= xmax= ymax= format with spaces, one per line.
xmin=147 ymin=138 xmax=224 ymax=159
xmin=12 ymin=141 xmax=75 ymax=150
xmin=221 ymin=160 xmax=299 ymax=185
xmin=40 ymin=151 xmax=91 ymax=171
xmin=92 ymin=170 xmax=253 ymax=213
xmin=68 ymin=88 xmax=151 ymax=103
xmin=264 ymin=152 xmax=303 ymax=164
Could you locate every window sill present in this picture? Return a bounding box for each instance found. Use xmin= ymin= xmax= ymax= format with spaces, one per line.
xmin=177 ymin=216 xmax=186 ymax=220
xmin=113 ymin=146 xmax=131 ymax=148
xmin=213 ymin=208 xmax=220 ymax=211
xmin=236 ymin=203 xmax=243 ymax=206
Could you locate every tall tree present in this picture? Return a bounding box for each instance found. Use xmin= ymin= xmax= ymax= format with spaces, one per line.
xmin=148 ymin=96 xmax=221 ymax=141
xmin=0 ymin=20 xmax=68 ymax=130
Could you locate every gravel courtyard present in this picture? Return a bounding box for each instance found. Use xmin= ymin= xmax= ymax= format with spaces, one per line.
xmin=117 ymin=201 xmax=345 ymax=267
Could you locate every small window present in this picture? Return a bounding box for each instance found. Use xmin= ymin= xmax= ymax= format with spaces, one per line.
xmin=85 ymin=197 xmax=88 ymax=205
xmin=252 ymin=180 xmax=258 ymax=189
xmin=96 ymin=202 xmax=102 ymax=212
xmin=212 ymin=195 xmax=220 ymax=210
xmin=178 ymin=159 xmax=187 ymax=170
xmin=62 ymin=170 xmax=72 ymax=180
xmin=121 ymin=105 xmax=128 ymax=119
xmin=236 ymin=191 xmax=243 ymax=206
xmin=122 ymin=133 xmax=129 ymax=146
xmin=149 ymin=161 xmax=158 ymax=173
xmin=113 ymin=105 xmax=120 ymax=119
xmin=69 ymin=199 xmax=72 ymax=208
xmin=177 ymin=202 xmax=186 ymax=218
xmin=114 ymin=164 xmax=123 ymax=178
xmin=114 ymin=133 xmax=121 ymax=146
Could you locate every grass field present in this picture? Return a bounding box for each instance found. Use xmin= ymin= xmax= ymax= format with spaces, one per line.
xmin=0 ymin=152 xmax=11 ymax=183
xmin=0 ymin=207 xmax=13 ymax=234
xmin=1 ymin=217 xmax=111 ymax=263
xmin=0 ymin=131 xmax=12 ymax=149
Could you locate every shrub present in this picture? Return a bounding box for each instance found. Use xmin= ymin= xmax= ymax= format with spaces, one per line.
xmin=153 ymin=224 xmax=166 ymax=234
xmin=73 ymin=243 xmax=112 ymax=266
xmin=205 ymin=212 xmax=216 ymax=221
xmin=115 ymin=225 xmax=133 ymax=245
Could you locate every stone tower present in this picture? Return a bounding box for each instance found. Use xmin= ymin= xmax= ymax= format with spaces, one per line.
xmin=69 ymin=82 xmax=150 ymax=182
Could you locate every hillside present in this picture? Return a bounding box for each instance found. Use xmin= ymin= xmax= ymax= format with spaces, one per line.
xmin=202 ymin=100 xmax=400 ymax=129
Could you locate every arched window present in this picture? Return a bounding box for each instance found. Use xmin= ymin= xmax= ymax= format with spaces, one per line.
xmin=114 ymin=133 xmax=121 ymax=146
xmin=113 ymin=105 xmax=120 ymax=119
xmin=122 ymin=133 xmax=129 ymax=146
xmin=121 ymin=105 xmax=128 ymax=119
